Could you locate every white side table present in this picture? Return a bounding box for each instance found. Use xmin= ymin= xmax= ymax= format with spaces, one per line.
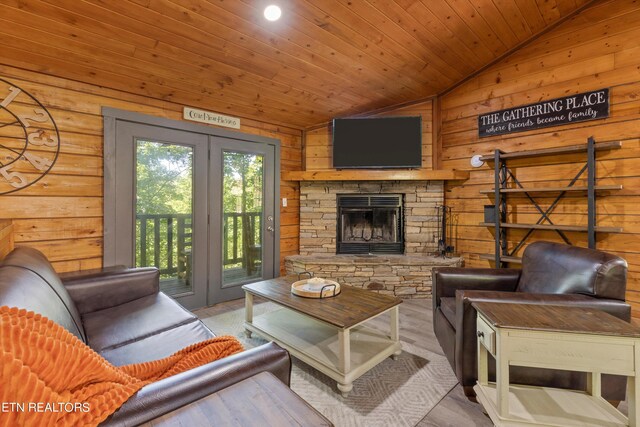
xmin=473 ymin=302 xmax=640 ymax=427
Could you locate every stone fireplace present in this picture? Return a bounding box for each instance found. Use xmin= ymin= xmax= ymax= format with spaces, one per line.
xmin=296 ymin=181 xmax=446 ymax=255
xmin=285 ymin=181 xmax=462 ymax=298
xmin=337 ymin=194 xmax=403 ymax=254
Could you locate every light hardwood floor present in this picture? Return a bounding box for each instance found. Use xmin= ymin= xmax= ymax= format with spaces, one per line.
xmin=194 ymin=297 xmax=493 ymax=426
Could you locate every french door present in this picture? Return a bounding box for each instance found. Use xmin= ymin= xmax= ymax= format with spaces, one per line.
xmin=106 ymin=116 xmax=278 ymax=310
xmin=209 ymin=137 xmax=276 ymax=304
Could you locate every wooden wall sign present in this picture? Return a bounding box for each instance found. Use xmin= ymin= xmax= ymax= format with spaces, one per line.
xmin=478 ymin=88 xmax=609 ymax=138
xmin=183 ymin=107 xmax=240 ymax=129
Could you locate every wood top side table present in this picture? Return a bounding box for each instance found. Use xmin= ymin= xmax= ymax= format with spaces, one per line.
xmin=472 ymin=302 xmax=640 ymax=427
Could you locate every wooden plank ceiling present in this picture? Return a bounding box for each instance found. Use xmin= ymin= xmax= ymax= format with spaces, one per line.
xmin=0 ymin=0 xmax=593 ymax=128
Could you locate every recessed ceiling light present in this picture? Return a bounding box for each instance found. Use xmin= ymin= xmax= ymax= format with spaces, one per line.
xmin=264 ymin=5 xmax=282 ymax=21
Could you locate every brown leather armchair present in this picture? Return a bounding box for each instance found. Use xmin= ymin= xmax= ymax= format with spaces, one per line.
xmin=433 ymin=241 xmax=630 ymax=400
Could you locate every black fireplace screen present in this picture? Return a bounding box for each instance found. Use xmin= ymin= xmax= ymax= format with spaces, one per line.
xmin=336 ymin=194 xmax=403 ymax=254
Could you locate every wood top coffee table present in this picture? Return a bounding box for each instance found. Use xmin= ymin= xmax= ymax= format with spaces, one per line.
xmin=242 ymin=276 xmax=402 ymax=397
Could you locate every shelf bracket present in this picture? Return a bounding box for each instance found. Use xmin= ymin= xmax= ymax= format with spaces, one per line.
xmin=508 ymin=163 xmax=590 ymax=257
xmin=506 ymin=170 xmax=572 ymax=247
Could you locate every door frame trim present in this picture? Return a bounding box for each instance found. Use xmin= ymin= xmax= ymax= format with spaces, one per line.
xmin=103 ymin=107 xmax=281 ymax=284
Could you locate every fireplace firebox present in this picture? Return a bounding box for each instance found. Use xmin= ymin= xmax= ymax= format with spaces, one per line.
xmin=336 ymin=194 xmax=404 ymax=254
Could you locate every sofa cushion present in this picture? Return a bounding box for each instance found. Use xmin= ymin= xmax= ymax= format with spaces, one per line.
xmin=517 ymin=241 xmax=627 ymax=299
xmin=0 ymin=265 xmax=86 ymax=341
xmin=100 ymin=321 xmax=216 ymax=366
xmin=0 ymin=247 xmax=86 ymax=342
xmin=83 ymin=292 xmax=198 ymax=352
xmin=439 ymin=297 xmax=456 ymax=326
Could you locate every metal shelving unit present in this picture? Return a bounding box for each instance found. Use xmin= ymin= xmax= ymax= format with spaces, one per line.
xmin=478 ymin=137 xmax=623 ymax=267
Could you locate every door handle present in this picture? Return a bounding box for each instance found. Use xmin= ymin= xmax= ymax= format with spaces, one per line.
xmin=267 ymin=226 xmax=274 ymax=232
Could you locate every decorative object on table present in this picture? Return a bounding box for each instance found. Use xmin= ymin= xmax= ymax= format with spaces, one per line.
xmin=0 ymin=78 xmax=60 ymax=195
xmin=291 ymin=272 xmax=341 ymax=298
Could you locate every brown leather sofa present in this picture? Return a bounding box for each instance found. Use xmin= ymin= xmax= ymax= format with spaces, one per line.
xmin=0 ymin=246 xmax=291 ymax=426
xmin=433 ymin=241 xmax=630 ymax=400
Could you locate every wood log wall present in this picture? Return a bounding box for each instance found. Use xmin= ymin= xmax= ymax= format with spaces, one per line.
xmin=304 ymin=101 xmax=433 ymax=170
xmin=440 ymin=0 xmax=640 ymax=315
xmin=0 ymin=220 xmax=14 ymax=260
xmin=0 ymin=65 xmax=302 ymax=274
xmin=1 ymin=0 xmax=639 ymax=314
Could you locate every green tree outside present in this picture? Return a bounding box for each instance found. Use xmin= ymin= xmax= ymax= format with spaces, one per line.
xmin=135 ymin=141 xmax=193 ymax=280
xmin=135 ymin=141 xmax=264 ymax=283
xmin=222 ymin=151 xmax=263 ymax=271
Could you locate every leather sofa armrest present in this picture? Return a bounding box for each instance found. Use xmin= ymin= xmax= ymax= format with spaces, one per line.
xmin=101 ymin=342 xmax=291 ymax=427
xmin=453 ymin=290 xmax=631 ymax=386
xmin=58 ymin=265 xmax=129 ymax=282
xmin=432 ymin=267 xmax=521 ymax=313
xmin=61 ymin=267 xmax=160 ymax=315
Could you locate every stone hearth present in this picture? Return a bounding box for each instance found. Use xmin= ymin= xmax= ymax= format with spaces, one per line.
xmin=285 ymin=254 xmax=462 ymax=298
xmin=286 ymin=180 xmax=463 ymax=298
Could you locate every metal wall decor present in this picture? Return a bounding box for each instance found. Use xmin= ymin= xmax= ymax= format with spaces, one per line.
xmin=0 ymin=77 xmax=60 ymax=195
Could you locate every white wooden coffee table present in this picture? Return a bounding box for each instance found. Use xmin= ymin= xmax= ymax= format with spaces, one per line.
xmin=242 ymin=276 xmax=402 ymax=397
xmin=473 ymin=302 xmax=640 ymax=427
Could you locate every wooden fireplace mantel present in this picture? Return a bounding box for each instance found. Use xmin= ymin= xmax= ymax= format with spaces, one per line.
xmin=281 ymin=169 xmax=469 ymax=181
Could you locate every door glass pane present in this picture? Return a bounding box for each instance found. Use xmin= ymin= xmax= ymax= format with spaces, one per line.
xmin=222 ymin=151 xmax=263 ymax=285
xmin=135 ymin=140 xmax=194 ymax=296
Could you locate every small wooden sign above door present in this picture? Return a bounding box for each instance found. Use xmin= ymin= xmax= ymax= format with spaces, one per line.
xmin=478 ymin=88 xmax=609 ymax=138
xmin=183 ymin=107 xmax=241 ymax=129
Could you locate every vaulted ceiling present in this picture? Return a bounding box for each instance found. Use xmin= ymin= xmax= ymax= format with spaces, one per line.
xmin=0 ymin=0 xmax=594 ymax=128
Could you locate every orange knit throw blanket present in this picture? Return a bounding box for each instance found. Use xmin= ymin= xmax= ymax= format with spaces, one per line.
xmin=0 ymin=306 xmax=243 ymax=426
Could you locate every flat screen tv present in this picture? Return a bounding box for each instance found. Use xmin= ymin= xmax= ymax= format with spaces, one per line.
xmin=332 ymin=116 xmax=422 ymax=169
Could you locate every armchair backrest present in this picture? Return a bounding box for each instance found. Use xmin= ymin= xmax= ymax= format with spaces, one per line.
xmin=516 ymin=241 xmax=627 ymax=300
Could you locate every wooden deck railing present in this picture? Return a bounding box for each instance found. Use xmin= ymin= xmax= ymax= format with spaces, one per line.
xmin=223 ymin=212 xmax=262 ymax=265
xmin=136 ymin=212 xmax=261 ymax=277
xmin=136 ymin=213 xmax=192 ymax=277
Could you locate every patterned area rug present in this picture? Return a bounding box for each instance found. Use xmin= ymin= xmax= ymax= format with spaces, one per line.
xmin=199 ymin=302 xmax=457 ymax=427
